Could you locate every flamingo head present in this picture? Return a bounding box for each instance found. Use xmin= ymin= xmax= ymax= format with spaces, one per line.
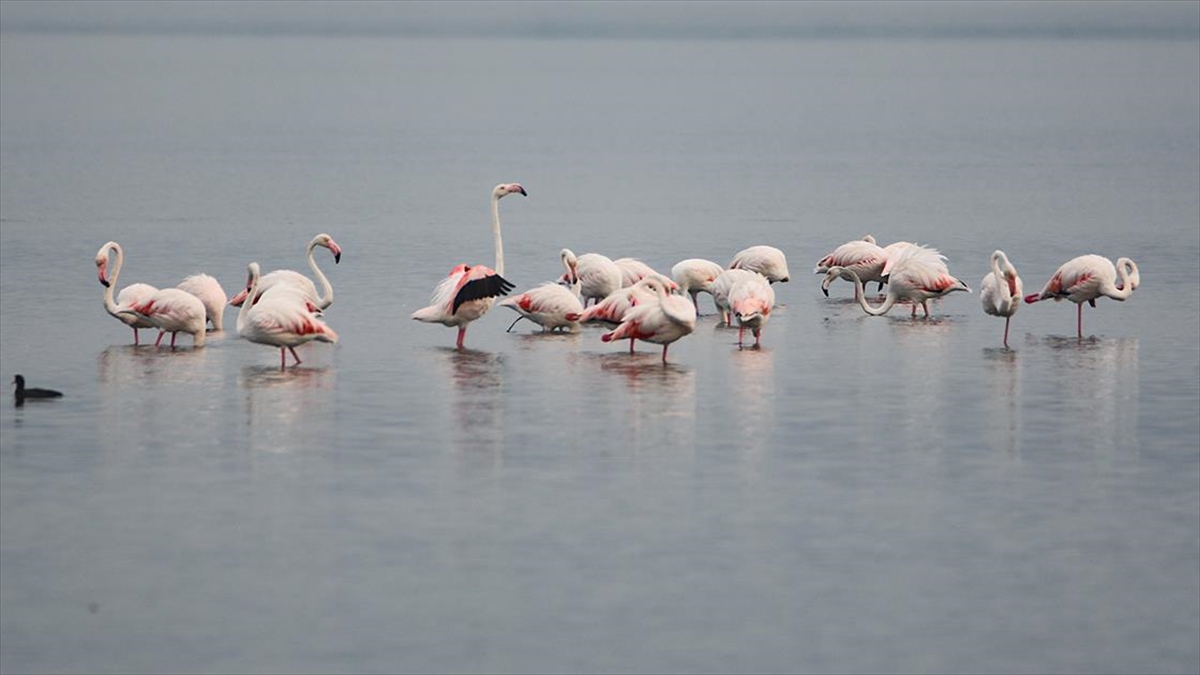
xmin=95 ymin=252 xmax=111 ymax=287
xmin=230 ymin=262 xmax=261 ymax=307
xmin=312 ymin=233 xmax=342 ymax=264
xmin=820 ymin=267 xmax=845 ymax=297
xmin=494 ymin=183 xmax=527 ymax=199
xmin=559 ymin=249 xmax=578 ymax=284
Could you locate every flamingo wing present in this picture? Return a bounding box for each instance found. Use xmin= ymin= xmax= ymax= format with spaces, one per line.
xmin=452 ymin=267 xmax=515 ymax=314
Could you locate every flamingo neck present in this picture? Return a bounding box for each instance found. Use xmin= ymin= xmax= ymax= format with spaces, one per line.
xmin=102 ymin=243 xmax=123 ymax=316
xmin=846 ymin=270 xmax=894 ymax=316
xmin=492 ymin=195 xmax=504 ymax=278
xmin=1106 ymin=260 xmax=1136 ymax=300
xmin=236 ymin=266 xmax=261 ymax=335
xmin=307 ymin=238 xmax=334 ymax=310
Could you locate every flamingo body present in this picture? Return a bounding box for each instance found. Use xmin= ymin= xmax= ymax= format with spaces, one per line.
xmin=559 ymin=249 xmax=623 ymax=306
xmin=119 ymin=288 xmax=207 ymax=347
xmin=177 ymin=273 xmax=228 ymax=331
xmin=728 ymin=273 xmax=776 ymax=346
xmin=711 ymin=268 xmax=763 ymax=325
xmin=822 ymin=245 xmax=970 ymax=317
xmin=498 ymin=282 xmax=584 ymax=332
xmin=600 ymin=279 xmax=697 ymax=362
xmin=730 ymin=245 xmax=790 ymax=283
xmin=1024 ymin=254 xmax=1139 ymax=338
xmin=671 ymin=258 xmax=725 ymax=313
xmin=814 ymin=235 xmax=887 ymax=296
xmin=980 ymin=250 xmax=1023 ymax=348
xmin=237 ymin=263 xmax=338 ymax=368
xmin=613 ymin=258 xmax=677 ymax=291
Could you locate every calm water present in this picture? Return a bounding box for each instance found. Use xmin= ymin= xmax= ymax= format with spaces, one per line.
xmin=1 ymin=32 xmax=1198 ymax=674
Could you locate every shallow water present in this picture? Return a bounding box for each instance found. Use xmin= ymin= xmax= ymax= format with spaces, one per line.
xmin=1 ymin=32 xmax=1198 ymax=674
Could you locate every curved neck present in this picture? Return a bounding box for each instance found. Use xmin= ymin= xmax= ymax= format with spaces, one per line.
xmin=236 ymin=267 xmax=261 ymax=334
xmin=846 ymin=270 xmax=895 ymax=316
xmin=102 ymin=243 xmax=123 ymax=315
xmin=306 ymin=239 xmax=334 ymax=310
xmin=1106 ymin=262 xmax=1135 ymax=300
xmin=492 ymin=195 xmax=504 ymax=277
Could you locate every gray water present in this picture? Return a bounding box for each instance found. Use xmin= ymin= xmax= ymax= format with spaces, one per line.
xmin=1 ymin=28 xmax=1198 ymax=675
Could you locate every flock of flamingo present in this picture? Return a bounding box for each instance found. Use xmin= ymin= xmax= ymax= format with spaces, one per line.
xmin=94 ymin=182 xmax=1141 ymax=369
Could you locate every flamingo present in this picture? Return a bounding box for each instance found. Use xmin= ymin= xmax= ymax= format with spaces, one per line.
xmin=1024 ymin=254 xmax=1139 ymax=339
xmin=879 ymin=239 xmax=918 ymax=291
xmin=412 ymin=183 xmax=524 ymax=348
xmin=814 ymin=235 xmax=886 ymax=298
xmin=559 ymin=248 xmax=623 ymax=307
xmin=117 ymin=288 xmax=208 ymax=348
xmin=980 ymin=250 xmax=1023 ymax=348
xmin=821 ymin=245 xmax=970 ymax=317
xmin=498 ymin=282 xmax=585 ymax=333
xmin=728 ymin=273 xmax=776 ymax=347
xmin=568 ymin=277 xmax=664 ymax=353
xmin=600 ymin=278 xmax=697 ymax=363
xmin=237 ymin=262 xmax=339 ymax=369
xmin=95 ymin=241 xmax=159 ymax=345
xmin=228 ymin=233 xmax=342 ymax=311
xmin=613 ymin=257 xmax=678 ymax=291
xmin=710 ymin=268 xmax=764 ymax=325
xmin=671 ymin=258 xmax=724 ymax=313
xmin=730 ymin=245 xmax=790 ymax=283
xmin=177 ymin=273 xmax=228 ymax=331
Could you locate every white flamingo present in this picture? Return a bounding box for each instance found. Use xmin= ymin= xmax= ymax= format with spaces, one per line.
xmin=728 ymin=273 xmax=776 ymax=347
xmin=821 ymin=245 xmax=970 ymax=317
xmin=559 ymin=248 xmax=623 ymax=307
xmin=568 ymin=277 xmax=664 ymax=353
xmin=671 ymin=258 xmax=724 ymax=313
xmin=600 ymin=278 xmax=697 ymax=363
xmin=1024 ymin=254 xmax=1139 ymax=339
xmin=498 ymin=283 xmax=585 ymax=333
xmin=95 ymin=241 xmax=159 ymax=345
xmin=613 ymin=257 xmax=678 ymax=291
xmin=228 ymin=233 xmax=342 ymax=311
xmin=814 ymin=235 xmax=886 ymax=298
xmin=412 ymin=183 xmax=524 ymax=348
xmin=980 ymin=249 xmax=1023 ymax=348
xmin=177 ymin=273 xmax=228 ymax=331
xmin=710 ymin=268 xmax=764 ymax=325
xmin=236 ymin=262 xmax=339 ymax=369
xmin=730 ymin=245 xmax=790 ymax=283
xmin=117 ymin=288 xmax=208 ymax=348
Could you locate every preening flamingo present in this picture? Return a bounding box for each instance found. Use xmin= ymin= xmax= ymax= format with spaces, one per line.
xmin=117 ymin=288 xmax=208 ymax=348
xmin=980 ymin=250 xmax=1023 ymax=348
xmin=568 ymin=277 xmax=664 ymax=353
xmin=728 ymin=273 xmax=776 ymax=347
xmin=237 ymin=262 xmax=339 ymax=369
xmin=814 ymin=235 xmax=886 ymax=298
xmin=177 ymin=273 xmax=228 ymax=331
xmin=600 ymin=278 xmax=697 ymax=363
xmin=710 ymin=268 xmax=764 ymax=325
xmin=1024 ymin=254 xmax=1139 ymax=339
xmin=498 ymin=283 xmax=585 ymax=333
xmin=671 ymin=258 xmax=724 ymax=313
xmin=730 ymin=245 xmax=791 ymax=283
xmin=559 ymin=248 xmax=623 ymax=307
xmin=614 ymin=258 xmax=677 ymax=291
xmin=879 ymin=239 xmax=918 ymax=291
xmin=821 ymin=245 xmax=970 ymax=317
xmin=95 ymin=241 xmax=159 ymax=345
xmin=412 ymin=183 xmax=524 ymax=348
xmin=228 ymin=233 xmax=342 ymax=311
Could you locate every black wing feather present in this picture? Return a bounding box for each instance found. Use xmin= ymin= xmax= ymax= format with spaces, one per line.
xmin=453 ymin=274 xmax=515 ymax=314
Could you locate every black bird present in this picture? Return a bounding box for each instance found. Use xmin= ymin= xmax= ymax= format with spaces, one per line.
xmin=13 ymin=375 xmax=63 ymax=404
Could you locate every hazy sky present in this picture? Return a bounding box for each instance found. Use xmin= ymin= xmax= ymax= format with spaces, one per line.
xmin=2 ymin=1 xmax=1198 ymax=39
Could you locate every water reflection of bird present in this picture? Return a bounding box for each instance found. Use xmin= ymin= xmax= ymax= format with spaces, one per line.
xmin=13 ymin=374 xmax=63 ymax=406
xmin=981 ymin=250 xmax=1024 ymax=349
xmin=1024 ymin=254 xmax=1139 ymax=339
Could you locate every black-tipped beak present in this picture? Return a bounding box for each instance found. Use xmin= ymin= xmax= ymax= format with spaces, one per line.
xmin=334 ymin=252 xmax=341 ymax=264
xmin=518 ymin=186 xmax=528 ymax=196
xmin=100 ymin=279 xmax=110 ymax=288
xmin=822 ymin=287 xmax=829 ymax=298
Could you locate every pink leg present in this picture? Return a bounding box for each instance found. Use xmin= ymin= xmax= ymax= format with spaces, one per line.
xmin=155 ymin=331 xmax=165 ymax=347
xmin=661 ymin=344 xmax=669 ymax=363
xmin=133 ymin=328 xmax=140 ymax=345
xmin=280 ymin=348 xmax=287 ymax=370
xmin=170 ymin=332 xmax=177 ymax=348
xmin=1077 ymin=303 xmax=1083 ymax=339
xmin=289 ymin=346 xmax=302 ymax=365
xmin=456 ymin=326 xmax=467 ymax=349
xmin=910 ymin=304 xmax=917 ymax=318
xmin=755 ymin=330 xmax=761 ymax=347
xmin=628 ymin=338 xmax=635 ymax=354
xmin=922 ymin=302 xmax=930 ymax=318
xmin=1003 ymin=316 xmax=1011 ymax=348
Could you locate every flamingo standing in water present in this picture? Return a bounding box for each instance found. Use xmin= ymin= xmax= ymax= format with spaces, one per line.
xmin=601 ymin=278 xmax=696 ymax=363
xmin=568 ymin=277 xmax=664 ymax=353
xmin=498 ymin=282 xmax=585 ymax=333
xmin=118 ymin=288 xmax=208 ymax=348
xmin=728 ymin=273 xmax=776 ymax=347
xmin=95 ymin=241 xmax=159 ymax=345
xmin=730 ymin=245 xmax=790 ymax=283
xmin=228 ymin=233 xmax=342 ymax=311
xmin=412 ymin=183 xmax=524 ymax=348
xmin=710 ymin=268 xmax=764 ymax=325
xmin=671 ymin=258 xmax=724 ymax=313
xmin=980 ymin=250 xmax=1023 ymax=348
xmin=1024 ymin=254 xmax=1139 ymax=339
xmin=814 ymin=235 xmax=886 ymax=298
xmin=177 ymin=274 xmax=228 ymax=331
xmin=236 ymin=262 xmax=339 ymax=369
xmin=559 ymin=248 xmax=623 ymax=307
xmin=821 ymin=245 xmax=970 ymax=317
xmin=613 ymin=258 xmax=677 ymax=291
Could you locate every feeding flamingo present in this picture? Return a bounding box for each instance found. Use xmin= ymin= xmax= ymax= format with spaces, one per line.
xmin=236 ymin=262 xmax=339 ymax=369
xmin=95 ymin=241 xmax=159 ymax=345
xmin=117 ymin=288 xmax=208 ymax=348
xmin=814 ymin=235 xmax=886 ymax=298
xmin=730 ymin=245 xmax=790 ymax=283
xmin=980 ymin=250 xmax=1023 ymax=348
xmin=177 ymin=273 xmax=228 ymax=331
xmin=1024 ymin=254 xmax=1139 ymax=339
xmin=821 ymin=245 xmax=970 ymax=317
xmin=728 ymin=273 xmax=776 ymax=347
xmin=600 ymin=278 xmax=697 ymax=363
xmin=412 ymin=183 xmax=524 ymax=348
xmin=559 ymin=248 xmax=623 ymax=307
xmin=710 ymin=268 xmax=764 ymax=325
xmin=498 ymin=282 xmax=585 ymax=333
xmin=671 ymin=258 xmax=724 ymax=313
xmin=228 ymin=233 xmax=342 ymax=311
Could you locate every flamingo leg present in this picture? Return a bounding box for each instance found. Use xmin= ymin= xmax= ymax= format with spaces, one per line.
xmin=691 ymin=294 xmax=699 ymax=313
xmin=289 ymin=346 xmax=302 ymax=365
xmin=280 ymin=348 xmax=287 ymax=370
xmin=1077 ymin=302 xmax=1084 ymax=339
xmin=170 ymin=332 xmax=177 ymax=348
xmin=133 ymin=328 xmax=140 ymax=345
xmin=155 ymin=331 xmax=165 ymax=347
xmin=629 ymin=338 xmax=635 ymax=354
xmin=456 ymin=326 xmax=467 ymax=349
xmin=922 ymin=301 xmax=930 ymax=318
xmin=661 ymin=344 xmax=669 ymax=363
xmin=738 ymin=324 xmax=745 ymax=345
xmin=1003 ymin=316 xmax=1011 ymax=349
xmin=755 ymin=329 xmax=762 ymax=347
xmin=910 ymin=303 xmax=917 ymax=318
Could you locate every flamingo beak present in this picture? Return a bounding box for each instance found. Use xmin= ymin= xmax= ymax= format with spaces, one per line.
xmin=97 ymin=264 xmax=110 ymax=287
xmin=513 ymin=184 xmax=527 ymax=196
xmin=331 ymin=242 xmax=342 ymax=264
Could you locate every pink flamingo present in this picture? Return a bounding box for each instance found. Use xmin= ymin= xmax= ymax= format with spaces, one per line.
xmin=95 ymin=241 xmax=159 ymax=345
xmin=412 ymin=183 xmax=525 ymax=348
xmin=177 ymin=274 xmax=228 ymax=331
xmin=613 ymin=257 xmax=678 ymax=291
xmin=671 ymin=258 xmax=724 ymax=313
xmin=710 ymin=268 xmax=764 ymax=325
xmin=728 ymin=273 xmax=776 ymax=347
xmin=980 ymin=250 xmax=1023 ymax=348
xmin=559 ymin=248 xmax=623 ymax=307
xmin=814 ymin=234 xmax=886 ymax=298
xmin=601 ymin=278 xmax=697 ymax=363
xmin=730 ymin=245 xmax=790 ymax=283
xmin=228 ymin=233 xmax=341 ymax=311
xmin=118 ymin=288 xmax=208 ymax=348
xmin=821 ymin=245 xmax=970 ymax=317
xmin=498 ymin=283 xmax=585 ymax=333
xmin=1024 ymin=254 xmax=1139 ymax=339
xmin=236 ymin=262 xmax=338 ymax=369
xmin=568 ymin=277 xmax=663 ymax=353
